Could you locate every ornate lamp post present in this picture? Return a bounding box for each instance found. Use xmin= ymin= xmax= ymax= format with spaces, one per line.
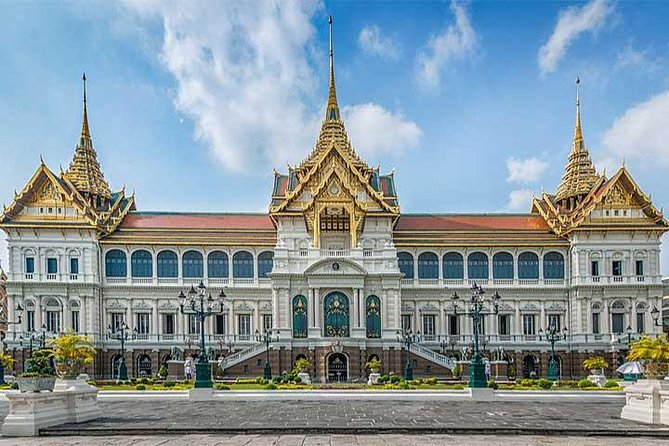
xmin=451 ymin=283 xmax=501 ymax=388
xmin=177 ymin=281 xmax=225 ymax=389
xmin=255 ymin=327 xmax=280 ymax=379
xmin=539 ymin=323 xmax=567 ymax=381
xmin=396 ymin=327 xmax=420 ymax=380
xmin=651 ymin=306 xmax=661 ymax=327
xmin=0 ymin=304 xmax=22 ymax=384
xmin=449 ymin=336 xmax=457 ymax=357
xmin=107 ymin=321 xmax=137 ymax=382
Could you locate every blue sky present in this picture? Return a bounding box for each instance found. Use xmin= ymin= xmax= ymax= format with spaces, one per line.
xmin=1 ymin=1 xmax=669 ymax=271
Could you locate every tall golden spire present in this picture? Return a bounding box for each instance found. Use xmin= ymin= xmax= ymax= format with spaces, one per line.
xmin=325 ymin=16 xmax=340 ymax=121
xmin=555 ymin=76 xmax=599 ymax=206
xmin=63 ymin=73 xmax=112 ymax=205
xmin=81 ymin=73 xmax=91 ymax=140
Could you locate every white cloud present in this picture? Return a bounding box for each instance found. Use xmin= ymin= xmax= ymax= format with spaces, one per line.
xmin=601 ymin=89 xmax=669 ymax=165
xmin=125 ymin=0 xmax=323 ymax=173
xmin=415 ymin=1 xmax=477 ymax=88
xmin=506 ymin=157 xmax=548 ymax=184
xmin=342 ymin=103 xmax=421 ymax=156
xmin=538 ymin=0 xmax=613 ymax=75
xmin=358 ymin=24 xmax=399 ymax=60
xmin=506 ymin=189 xmax=534 ymax=212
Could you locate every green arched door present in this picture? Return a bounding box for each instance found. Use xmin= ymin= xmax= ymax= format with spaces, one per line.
xmin=323 ymin=291 xmax=350 ymax=337
xmin=292 ymin=295 xmax=308 ymax=338
xmin=366 ymin=295 xmax=381 ymax=338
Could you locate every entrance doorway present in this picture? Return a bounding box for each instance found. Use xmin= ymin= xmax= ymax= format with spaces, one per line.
xmin=327 ymin=353 xmax=348 ymax=382
xmin=523 ymin=354 xmax=538 ymax=378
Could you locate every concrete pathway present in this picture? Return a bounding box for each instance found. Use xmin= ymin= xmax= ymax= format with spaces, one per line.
xmin=0 ymin=434 xmax=666 ymax=445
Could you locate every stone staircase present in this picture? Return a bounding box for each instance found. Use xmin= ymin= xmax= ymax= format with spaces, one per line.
xmin=218 ymin=342 xmax=266 ymax=371
xmin=412 ymin=343 xmax=456 ymax=370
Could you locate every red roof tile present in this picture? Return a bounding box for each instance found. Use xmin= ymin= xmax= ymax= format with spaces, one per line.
xmin=395 ymin=214 xmax=550 ymax=231
xmin=121 ymin=213 xmax=274 ymax=230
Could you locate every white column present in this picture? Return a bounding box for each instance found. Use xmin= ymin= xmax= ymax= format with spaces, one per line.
xmin=352 ymin=289 xmax=359 ymax=328
xmin=359 ymin=289 xmax=365 ymax=328
xmin=540 ymin=302 xmax=546 ymax=331
xmin=314 ymin=288 xmax=320 ymax=328
xmin=272 ymin=289 xmax=279 ymax=330
xmin=152 ymin=304 xmax=158 ymax=338
xmin=283 ymin=289 xmax=291 ymax=332
xmin=382 ymin=290 xmax=388 ymax=330
xmin=308 ymin=288 xmax=315 ymax=328
xmin=439 ymin=301 xmax=446 ymax=337
xmin=515 ymin=301 xmax=521 ymax=335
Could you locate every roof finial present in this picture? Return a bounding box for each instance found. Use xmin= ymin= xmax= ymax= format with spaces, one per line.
xmin=574 ymin=75 xmax=582 ymax=146
xmin=81 ymin=72 xmax=90 ymax=139
xmin=325 ymin=16 xmax=340 ymax=121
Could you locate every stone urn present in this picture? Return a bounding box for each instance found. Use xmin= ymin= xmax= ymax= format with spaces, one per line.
xmin=367 ymin=372 xmax=381 ymax=385
xmin=17 ymin=376 xmax=56 ymax=393
xmin=297 ymin=372 xmax=312 ymax=385
xmin=587 ymin=369 xmax=606 ymax=387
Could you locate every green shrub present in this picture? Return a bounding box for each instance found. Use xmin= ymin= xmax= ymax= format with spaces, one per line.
xmin=23 ymin=349 xmax=55 ymax=377
xmin=537 ymin=378 xmax=553 ymax=390
xmin=389 ymin=375 xmax=401 ymax=384
xmin=135 ymin=384 xmax=146 ymax=391
xmin=397 ymin=381 xmax=410 ymax=390
xmin=264 ymin=383 xmax=278 ymax=390
xmin=294 ymin=376 xmax=302 ymax=384
xmin=452 ymin=365 xmax=461 ymax=378
xmin=518 ymin=378 xmax=535 ymax=387
xmin=507 ymin=365 xmax=516 ymax=377
xmin=377 ymin=375 xmax=390 ymax=384
xmin=87 ymin=380 xmax=97 ymax=387
xmin=10 ymin=382 xmax=18 ymax=390
xmin=163 ymin=381 xmax=176 ymax=388
xmin=487 ymin=379 xmax=498 ymax=390
xmin=139 ymin=378 xmax=149 ymax=385
xmin=146 ymin=378 xmax=155 ymax=385
xmin=255 ymin=377 xmax=263 ymax=384
xmin=214 ymin=384 xmax=231 ymax=390
xmin=272 ymin=376 xmax=281 ymax=384
xmin=555 ymin=380 xmax=578 ymax=388
xmin=424 ymin=377 xmax=438 ymax=385
xmin=158 ymin=365 xmax=168 ymax=378
xmin=604 ymin=379 xmax=620 ymax=389
xmin=578 ymin=379 xmax=592 ymax=389
xmin=410 ymin=379 xmax=422 ymax=386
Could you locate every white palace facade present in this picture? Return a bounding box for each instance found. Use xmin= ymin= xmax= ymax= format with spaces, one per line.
xmin=1 ymin=27 xmax=667 ymax=382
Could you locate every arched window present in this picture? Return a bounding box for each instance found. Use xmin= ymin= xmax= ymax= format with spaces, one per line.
xmin=397 ymin=252 xmax=414 ymax=279
xmin=543 ymin=252 xmax=565 ymax=279
xmin=443 ymin=252 xmax=464 ymax=279
xmin=518 ymin=252 xmax=539 ymax=279
xmin=366 ymin=295 xmax=381 ymax=338
xmin=233 ymin=251 xmax=254 ymax=278
xmin=131 ymin=250 xmax=152 ymax=278
xmin=467 ymin=252 xmax=489 ymax=279
xmin=105 ymin=250 xmax=127 ymax=277
xmin=182 ymin=251 xmax=204 ymax=278
xmin=417 ymin=252 xmax=439 ymax=279
xmin=207 ymin=251 xmax=229 ymax=278
xmin=257 ymin=251 xmax=274 ymax=278
xmin=492 ymin=252 xmax=513 ymax=279
xmin=157 ymin=250 xmax=178 ymax=278
xmin=292 ymin=295 xmax=308 ymax=338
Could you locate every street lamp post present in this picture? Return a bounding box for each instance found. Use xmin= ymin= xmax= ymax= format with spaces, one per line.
xmin=539 ymin=323 xmax=567 ymax=381
xmin=449 ymin=336 xmax=457 ymax=357
xmin=451 ymin=283 xmax=501 ymax=388
xmin=0 ymin=304 xmax=22 ymax=385
xmin=107 ymin=321 xmax=137 ymax=382
xmin=396 ymin=328 xmax=420 ymax=381
xmin=178 ymin=281 xmax=225 ymax=389
xmin=255 ymin=327 xmax=280 ymax=380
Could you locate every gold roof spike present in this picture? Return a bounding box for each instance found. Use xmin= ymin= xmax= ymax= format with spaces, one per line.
xmin=63 ymin=73 xmax=112 ymax=201
xmin=325 ymin=16 xmax=339 ymax=122
xmin=554 ymin=76 xmax=599 ymax=204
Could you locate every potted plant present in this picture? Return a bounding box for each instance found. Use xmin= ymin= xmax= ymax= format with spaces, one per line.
xmin=627 ymin=336 xmax=669 ymax=380
xmin=292 ymin=358 xmax=312 ymax=385
xmin=583 ymin=356 xmax=609 ymax=376
xmin=48 ymin=332 xmax=96 ymax=381
xmin=452 ymin=364 xmax=461 ymax=380
xmin=365 ymin=358 xmax=382 ymax=374
xmin=507 ymin=365 xmax=516 ymax=380
xmin=17 ymin=349 xmax=56 ymax=392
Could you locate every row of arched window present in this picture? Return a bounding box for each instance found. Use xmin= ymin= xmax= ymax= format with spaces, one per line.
xmin=105 ymin=250 xmax=274 ymax=279
xmin=397 ymin=251 xmax=565 ymax=280
xmin=291 ymin=294 xmax=381 ymax=339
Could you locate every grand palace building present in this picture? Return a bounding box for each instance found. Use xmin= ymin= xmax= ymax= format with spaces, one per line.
xmin=1 ymin=24 xmax=667 ymax=383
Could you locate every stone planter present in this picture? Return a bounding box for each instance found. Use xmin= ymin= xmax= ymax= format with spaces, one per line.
xmin=297 ymin=372 xmax=312 ymax=385
xmin=587 ymin=371 xmax=606 ymax=387
xmin=621 ymin=379 xmax=669 ymax=425
xmin=367 ymin=372 xmax=381 ymax=385
xmin=17 ymin=377 xmax=56 ymax=393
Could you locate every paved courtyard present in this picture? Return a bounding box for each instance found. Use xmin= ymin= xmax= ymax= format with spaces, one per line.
xmin=0 ymin=434 xmax=667 ymax=446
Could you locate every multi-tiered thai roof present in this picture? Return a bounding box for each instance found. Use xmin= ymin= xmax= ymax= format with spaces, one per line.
xmin=0 ymin=75 xmax=134 ymax=235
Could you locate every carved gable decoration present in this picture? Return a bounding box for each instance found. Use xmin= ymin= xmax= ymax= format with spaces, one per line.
xmin=235 ymin=302 xmax=253 ymax=312
xmin=603 ymin=183 xmax=630 ymax=207
xmin=304 ymin=258 xmax=366 ymax=276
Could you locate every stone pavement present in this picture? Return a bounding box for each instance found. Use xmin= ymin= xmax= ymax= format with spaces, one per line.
xmin=26 ymin=398 xmax=669 ymax=436
xmin=0 ymin=435 xmax=667 ymax=446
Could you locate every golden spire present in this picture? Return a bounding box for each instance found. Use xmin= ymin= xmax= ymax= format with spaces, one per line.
xmin=81 ymin=73 xmax=91 ymax=140
xmin=555 ymin=76 xmax=599 ymax=205
xmin=325 ymin=16 xmax=340 ymax=121
xmin=63 ymin=74 xmax=112 ymax=204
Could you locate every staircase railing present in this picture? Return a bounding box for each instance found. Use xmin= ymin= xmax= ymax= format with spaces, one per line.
xmin=218 ymin=342 xmax=266 ymax=370
xmin=412 ymin=343 xmax=456 ymax=370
